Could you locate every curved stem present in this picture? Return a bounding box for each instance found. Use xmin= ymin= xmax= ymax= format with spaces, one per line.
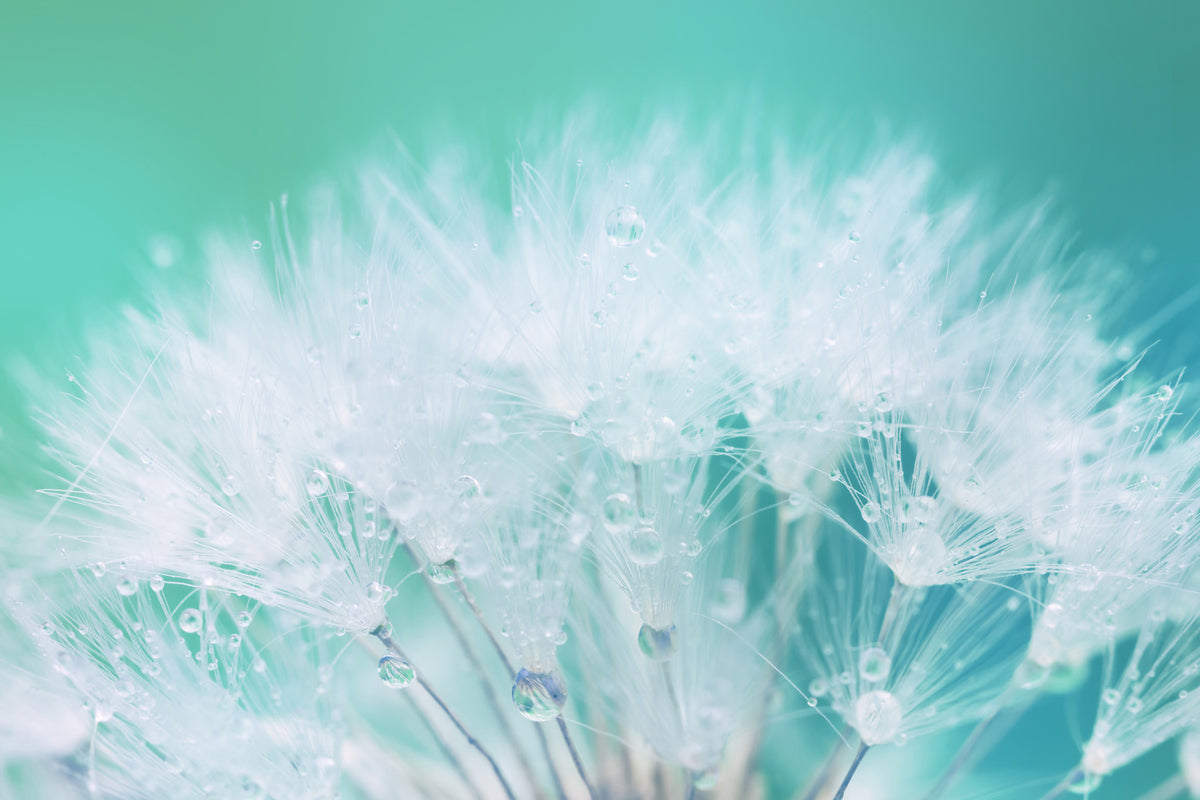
xmin=556 ymin=716 xmax=599 ymax=800
xmin=831 ymin=743 xmax=870 ymax=800
xmin=1039 ymin=767 xmax=1084 ymax=800
xmin=373 ymin=626 xmax=519 ymax=800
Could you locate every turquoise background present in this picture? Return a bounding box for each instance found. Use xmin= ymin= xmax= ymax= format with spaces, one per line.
xmin=1 ymin=0 xmax=1197 ymax=795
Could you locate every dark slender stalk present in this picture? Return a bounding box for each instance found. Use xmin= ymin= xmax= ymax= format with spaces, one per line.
xmin=797 ymin=731 xmax=851 ymax=800
xmin=1039 ymin=767 xmax=1084 ymax=800
xmin=373 ymin=627 xmax=519 ymax=800
xmin=831 ymin=742 xmax=870 ymax=800
xmin=401 ymin=691 xmax=487 ymax=800
xmin=556 ymin=717 xmax=600 ymax=800
xmin=451 ymin=569 xmax=577 ymax=800
xmin=422 ymin=565 xmax=546 ymax=798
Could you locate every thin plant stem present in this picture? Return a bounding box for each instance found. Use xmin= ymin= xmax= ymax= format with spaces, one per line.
xmin=418 ymin=557 xmax=546 ymax=798
xmin=1038 ymin=767 xmax=1084 ymax=800
xmin=372 ymin=626 xmax=519 ymax=800
xmin=796 ymin=729 xmax=852 ymax=800
xmin=400 ymin=691 xmax=487 ymax=800
xmin=450 ymin=568 xmax=580 ymax=800
xmin=1134 ymin=773 xmax=1187 ymax=800
xmin=831 ymin=742 xmax=870 ymax=800
xmin=556 ymin=716 xmax=600 ymax=800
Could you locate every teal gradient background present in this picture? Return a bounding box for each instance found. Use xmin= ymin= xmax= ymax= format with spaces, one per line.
xmin=1 ymin=1 xmax=1197 ymax=796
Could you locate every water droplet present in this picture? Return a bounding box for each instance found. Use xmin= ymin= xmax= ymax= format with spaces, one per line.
xmin=455 ymin=475 xmax=482 ymax=503
xmin=622 ymin=262 xmax=639 ymax=281
xmin=628 ymin=525 xmax=664 ymax=566
xmin=221 ymin=474 xmax=242 ymax=497
xmin=426 ymin=561 xmax=456 ymax=584
xmin=637 ymin=623 xmax=679 ymax=661
xmin=116 ymin=576 xmax=138 ymax=596
xmin=306 ymin=469 xmax=330 ymax=497
xmin=602 ymin=493 xmax=635 ymax=533
xmin=605 ymin=206 xmax=646 ymax=247
xmin=90 ymin=562 xmax=107 ymax=578
xmin=809 ymin=677 xmax=829 ymax=698
xmin=861 ymin=502 xmax=882 ymax=524
xmin=1156 ymin=385 xmax=1174 ymax=402
xmin=1102 ymin=688 xmax=1120 ymax=706
xmin=848 ymin=231 xmax=862 ymax=243
xmin=855 ymin=690 xmax=902 ymax=745
xmin=711 ymin=578 xmax=746 ymax=624
xmin=235 ymin=611 xmax=253 ymax=628
xmin=366 ymin=582 xmax=387 ymax=603
xmin=179 ymin=608 xmax=202 ymax=634
xmin=385 ymin=481 xmax=422 ymax=522
xmin=378 ymin=654 xmax=416 ymax=689
xmin=149 ymin=575 xmax=165 ymax=592
xmin=859 ymin=647 xmax=892 ymax=683
xmin=512 ymin=668 xmax=567 ymax=721
xmin=250 ymin=240 xmax=262 ymax=251
xmin=354 ymin=290 xmax=370 ymax=309
xmin=591 ymin=309 xmax=609 ymax=328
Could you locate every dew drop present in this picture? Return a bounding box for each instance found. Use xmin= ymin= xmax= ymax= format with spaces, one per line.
xmin=637 ymin=623 xmax=679 ymax=661
xmin=859 ymin=647 xmax=892 ymax=683
xmin=354 ymin=290 xmax=370 ymax=310
xmin=622 ymin=262 xmax=639 ymax=281
xmin=221 ymin=474 xmax=242 ymax=497
xmin=809 ymin=677 xmax=829 ymax=698
xmin=602 ymin=493 xmax=635 ymax=533
xmin=149 ymin=575 xmax=165 ymax=592
xmin=628 ymin=525 xmax=664 ymax=566
xmin=711 ymin=578 xmax=746 ymax=624
xmin=426 ymin=561 xmax=456 ymax=584
xmin=1156 ymin=385 xmax=1174 ymax=402
xmin=860 ymin=502 xmax=882 ymax=524
xmin=848 ymin=231 xmax=862 ymax=243
xmin=366 ymin=582 xmax=386 ymax=603
xmin=512 ymin=668 xmax=567 ymax=721
xmin=855 ymin=690 xmax=903 ymax=745
xmin=116 ymin=576 xmax=138 ymax=597
xmin=250 ymin=240 xmax=262 ymax=251
xmin=305 ymin=469 xmax=330 ymax=497
xmin=378 ymin=654 xmax=416 ymax=689
xmin=179 ymin=608 xmax=202 ymax=634
xmin=385 ymin=481 xmax=422 ymax=522
xmin=605 ymin=206 xmax=646 ymax=247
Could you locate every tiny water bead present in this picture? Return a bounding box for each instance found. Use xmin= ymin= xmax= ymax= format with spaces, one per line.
xmin=305 ymin=469 xmax=330 ymax=497
xmin=860 ymin=501 xmax=882 ymax=524
xmin=637 ymin=623 xmax=679 ymax=661
xmin=385 ymin=481 xmax=423 ymax=522
xmin=366 ymin=582 xmax=387 ymax=603
xmin=855 ymin=690 xmax=903 ymax=745
xmin=426 ymin=561 xmax=456 ymax=584
xmin=628 ymin=525 xmax=664 ymax=566
xmin=512 ymin=668 xmax=568 ymax=722
xmin=378 ymin=654 xmax=416 ymax=689
xmin=602 ymin=493 xmax=636 ymax=533
xmin=605 ymin=206 xmax=646 ymax=247
xmin=115 ymin=576 xmax=138 ymax=596
xmin=858 ymin=647 xmax=892 ymax=683
xmin=178 ymin=609 xmax=202 ymax=634
xmin=149 ymin=575 xmax=165 ymax=592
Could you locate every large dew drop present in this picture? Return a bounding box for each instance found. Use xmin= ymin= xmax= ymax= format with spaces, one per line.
xmin=178 ymin=608 xmax=202 ymax=634
xmin=512 ymin=668 xmax=567 ymax=721
xmin=605 ymin=206 xmax=646 ymax=247
xmin=628 ymin=525 xmax=664 ymax=566
xmin=378 ymin=654 xmax=416 ymax=689
xmin=854 ymin=690 xmax=902 ymax=745
xmin=858 ymin=647 xmax=892 ymax=683
xmin=637 ymin=623 xmax=679 ymax=661
xmin=385 ymin=481 xmax=423 ymax=523
xmin=602 ymin=493 xmax=635 ymax=533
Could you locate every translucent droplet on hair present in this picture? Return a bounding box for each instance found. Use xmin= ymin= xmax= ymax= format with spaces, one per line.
xmin=385 ymin=481 xmax=422 ymax=522
xmin=512 ymin=668 xmax=567 ymax=721
xmin=711 ymin=578 xmax=746 ymax=624
xmin=149 ymin=575 xmax=165 ymax=592
xmin=602 ymin=493 xmax=635 ymax=533
xmin=306 ymin=470 xmax=330 ymax=497
xmin=605 ymin=206 xmax=646 ymax=247
xmin=378 ymin=654 xmax=416 ymax=689
xmin=426 ymin=561 xmax=456 ymax=584
xmin=855 ymin=690 xmax=902 ymax=745
xmin=628 ymin=525 xmax=664 ymax=566
xmin=859 ymin=647 xmax=892 ymax=683
xmin=637 ymin=623 xmax=679 ymax=661
xmin=116 ymin=576 xmax=138 ymax=596
xmin=861 ymin=501 xmax=881 ymax=524
xmin=179 ymin=609 xmax=202 ymax=634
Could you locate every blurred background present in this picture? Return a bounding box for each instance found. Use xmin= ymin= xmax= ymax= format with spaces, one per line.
xmin=1 ymin=0 xmax=1197 ymax=796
